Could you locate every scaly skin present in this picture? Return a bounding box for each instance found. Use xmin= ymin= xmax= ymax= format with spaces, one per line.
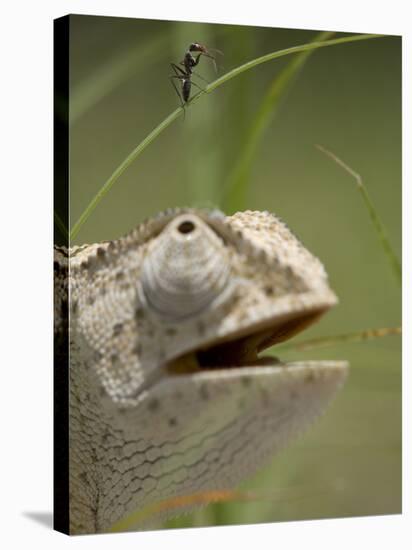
xmin=54 ymin=209 xmax=348 ymax=534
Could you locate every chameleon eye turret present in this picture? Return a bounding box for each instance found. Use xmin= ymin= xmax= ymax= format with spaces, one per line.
xmin=140 ymin=214 xmax=231 ymax=321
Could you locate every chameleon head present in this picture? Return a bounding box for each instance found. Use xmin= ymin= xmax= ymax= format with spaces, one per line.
xmin=67 ymin=208 xmax=348 ymax=532
xmin=72 ymin=207 xmax=347 ymax=410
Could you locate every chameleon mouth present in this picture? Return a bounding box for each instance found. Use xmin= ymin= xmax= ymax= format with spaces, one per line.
xmin=167 ymin=308 xmax=327 ymax=373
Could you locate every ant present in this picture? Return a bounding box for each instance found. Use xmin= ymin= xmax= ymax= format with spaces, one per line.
xmin=169 ymin=42 xmax=223 ymax=114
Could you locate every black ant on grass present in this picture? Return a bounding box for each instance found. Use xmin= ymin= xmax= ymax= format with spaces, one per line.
xmin=169 ymin=42 xmax=223 ymax=116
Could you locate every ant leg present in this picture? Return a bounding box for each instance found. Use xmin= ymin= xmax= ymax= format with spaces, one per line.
xmin=193 ymin=51 xmax=219 ymax=73
xmin=169 ymin=75 xmax=185 ymax=108
xmin=170 ymin=63 xmax=187 ymax=77
xmin=191 ymin=53 xmax=202 ymax=68
xmin=205 ymin=49 xmax=224 ymax=73
xmin=169 ymin=75 xmax=188 ymax=119
xmin=189 ymin=46 xmax=222 ymax=72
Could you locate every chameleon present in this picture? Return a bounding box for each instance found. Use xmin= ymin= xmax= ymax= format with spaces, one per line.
xmin=54 ymin=208 xmax=348 ymax=535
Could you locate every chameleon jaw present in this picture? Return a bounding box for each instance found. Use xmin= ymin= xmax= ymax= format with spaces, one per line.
xmin=105 ymin=358 xmax=349 ymax=532
xmin=165 ymin=306 xmax=330 ymax=375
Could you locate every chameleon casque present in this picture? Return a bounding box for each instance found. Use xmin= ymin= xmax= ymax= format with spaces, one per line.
xmin=54 ymin=208 xmax=348 ymax=534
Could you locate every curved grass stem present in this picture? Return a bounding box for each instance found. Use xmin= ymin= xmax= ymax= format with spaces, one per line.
xmin=316 ymin=144 xmax=402 ymax=284
xmin=276 ymin=326 xmax=401 ymax=353
xmin=70 ymin=33 xmax=382 ymax=241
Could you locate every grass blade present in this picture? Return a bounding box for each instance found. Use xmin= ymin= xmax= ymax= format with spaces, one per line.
xmin=276 ymin=326 xmax=401 ymax=352
xmin=110 ymin=486 xmax=329 ymax=532
xmin=70 ymin=33 xmax=382 ymax=241
xmin=221 ymin=31 xmax=334 ymax=212
xmin=316 ymin=144 xmax=402 ymax=284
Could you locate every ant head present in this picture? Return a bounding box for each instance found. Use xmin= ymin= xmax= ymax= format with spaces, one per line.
xmin=189 ymin=42 xmax=207 ymax=54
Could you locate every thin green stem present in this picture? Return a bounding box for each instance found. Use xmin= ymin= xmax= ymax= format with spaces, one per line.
xmin=316 ymin=144 xmax=402 ymax=284
xmin=204 ymin=34 xmax=381 ymax=95
xmin=70 ymin=33 xmax=382 ymax=241
xmin=70 ymin=109 xmax=182 ymax=240
xmin=276 ymin=326 xmax=401 ymax=352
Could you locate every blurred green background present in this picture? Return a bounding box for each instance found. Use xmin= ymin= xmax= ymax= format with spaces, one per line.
xmin=67 ymin=15 xmax=401 ymax=528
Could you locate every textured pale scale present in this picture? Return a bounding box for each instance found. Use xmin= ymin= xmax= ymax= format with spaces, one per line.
xmin=140 ymin=214 xmax=231 ymax=320
xmin=55 ymin=209 xmax=349 ymax=534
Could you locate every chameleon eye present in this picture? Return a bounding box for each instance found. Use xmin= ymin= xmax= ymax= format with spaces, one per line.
xmin=140 ymin=214 xmax=230 ymax=321
xmin=177 ymin=219 xmax=195 ymax=234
